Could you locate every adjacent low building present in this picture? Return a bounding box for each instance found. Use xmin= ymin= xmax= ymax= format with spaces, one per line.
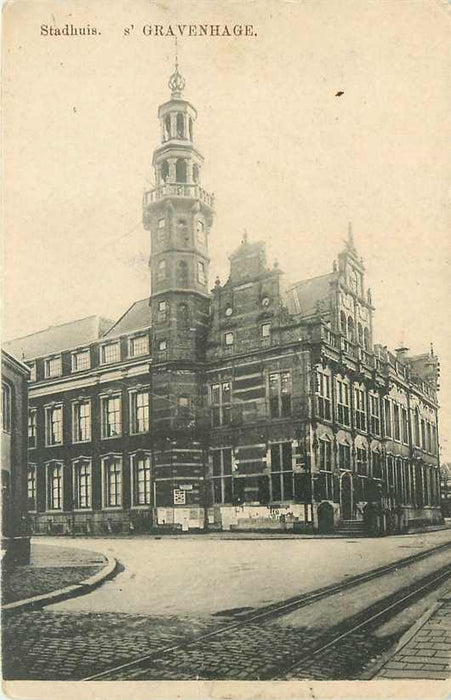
xmin=4 ymin=66 xmax=442 ymax=535
xmin=1 ymin=350 xmax=30 ymax=562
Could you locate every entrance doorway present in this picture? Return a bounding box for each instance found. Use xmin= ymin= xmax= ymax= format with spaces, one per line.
xmin=341 ymin=473 xmax=353 ymax=520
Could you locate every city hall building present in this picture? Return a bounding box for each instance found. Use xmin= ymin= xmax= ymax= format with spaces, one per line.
xmin=5 ymin=66 xmax=442 ymax=535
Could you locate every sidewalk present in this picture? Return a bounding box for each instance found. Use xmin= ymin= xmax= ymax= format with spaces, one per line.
xmin=374 ymin=589 xmax=451 ymax=680
xmin=2 ymin=542 xmax=117 ymax=611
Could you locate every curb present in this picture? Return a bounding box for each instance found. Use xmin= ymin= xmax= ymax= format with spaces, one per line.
xmin=360 ymin=589 xmax=450 ymax=680
xmin=2 ymin=554 xmax=118 ymax=615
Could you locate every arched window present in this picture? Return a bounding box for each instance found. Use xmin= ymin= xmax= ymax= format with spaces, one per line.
xmin=189 ymin=118 xmax=193 ymax=141
xmin=177 ymin=303 xmax=189 ymax=329
xmin=164 ymin=115 xmax=171 ymax=141
xmin=176 ymin=159 xmax=187 ymax=183
xmin=364 ymin=326 xmax=370 ymax=350
xmin=347 ymin=316 xmax=354 ymax=342
xmin=340 ymin=310 xmax=347 ymax=336
xmin=160 ymin=160 xmax=169 ymax=183
xmin=176 ymin=113 xmax=184 ymax=138
xmin=158 ymin=259 xmax=166 ymax=281
xmin=178 ymin=260 xmax=188 ymax=286
xmin=177 ymin=219 xmax=189 ymax=246
xmin=358 ymin=323 xmax=363 ymax=346
xmin=193 ymin=163 xmax=200 ymax=183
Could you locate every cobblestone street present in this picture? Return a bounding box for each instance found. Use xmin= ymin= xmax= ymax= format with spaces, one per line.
xmin=3 ymin=531 xmax=451 ymax=681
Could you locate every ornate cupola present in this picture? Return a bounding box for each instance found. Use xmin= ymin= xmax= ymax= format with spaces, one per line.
xmin=143 ymin=63 xmax=215 ymax=363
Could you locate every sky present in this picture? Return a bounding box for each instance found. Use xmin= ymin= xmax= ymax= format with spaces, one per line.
xmin=3 ymin=0 xmax=451 ymax=457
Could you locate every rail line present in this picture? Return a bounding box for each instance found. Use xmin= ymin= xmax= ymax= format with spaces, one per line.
xmin=274 ymin=559 xmax=451 ymax=680
xmin=82 ymin=539 xmax=451 ymax=681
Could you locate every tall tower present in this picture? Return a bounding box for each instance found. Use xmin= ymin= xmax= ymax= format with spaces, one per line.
xmin=142 ymin=63 xmax=214 ymax=530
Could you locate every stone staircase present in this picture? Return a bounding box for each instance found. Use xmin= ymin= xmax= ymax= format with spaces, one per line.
xmin=335 ymin=519 xmax=367 ymax=537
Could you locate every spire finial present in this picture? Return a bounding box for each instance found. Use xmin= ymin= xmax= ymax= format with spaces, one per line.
xmin=168 ymin=38 xmax=185 ymax=97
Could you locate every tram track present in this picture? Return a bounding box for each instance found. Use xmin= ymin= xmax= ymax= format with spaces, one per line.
xmin=82 ymin=538 xmax=451 ymax=681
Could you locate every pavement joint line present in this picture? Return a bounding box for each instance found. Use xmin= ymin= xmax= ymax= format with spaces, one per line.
xmin=2 ymin=554 xmax=118 ymax=614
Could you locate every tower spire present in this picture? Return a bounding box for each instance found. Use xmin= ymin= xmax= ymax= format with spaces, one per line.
xmin=168 ymin=37 xmax=185 ymax=98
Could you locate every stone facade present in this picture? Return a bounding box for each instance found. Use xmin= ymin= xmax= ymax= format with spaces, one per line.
xmin=5 ymin=66 xmax=442 ymax=535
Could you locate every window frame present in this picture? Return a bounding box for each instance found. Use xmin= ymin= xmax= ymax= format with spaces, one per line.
xmin=130 ymin=451 xmax=152 ymax=507
xmin=336 ymin=378 xmax=350 ymax=427
xmin=44 ymin=355 xmax=62 ymax=379
xmin=210 ymin=381 xmax=232 ymax=427
xmin=268 ymin=371 xmax=292 ymax=419
xmin=129 ymin=388 xmax=150 ymax=435
xmin=71 ymin=398 xmax=92 ymax=444
xmin=45 ymin=403 xmax=63 ymax=447
xmin=101 ymin=454 xmax=123 ymax=509
xmin=72 ymin=458 xmax=92 ymax=510
xmin=129 ymin=333 xmax=150 ymax=357
xmin=27 ymin=463 xmax=37 ymax=512
xmin=100 ymin=393 xmax=122 ymax=439
xmin=100 ymin=341 xmax=121 ymax=365
xmin=71 ymin=349 xmax=91 ymax=373
xmin=46 ymin=461 xmax=64 ymax=511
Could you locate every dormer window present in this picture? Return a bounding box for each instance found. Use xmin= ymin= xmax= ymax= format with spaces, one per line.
xmin=72 ymin=349 xmax=90 ymax=372
xmin=45 ymin=356 xmax=62 ymax=379
xmin=101 ymin=342 xmax=120 ymax=365
xmin=28 ymin=362 xmax=37 ymax=382
xmin=130 ymin=334 xmax=149 ymax=357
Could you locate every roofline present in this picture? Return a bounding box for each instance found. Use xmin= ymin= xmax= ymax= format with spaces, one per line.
xmin=3 ymin=314 xmax=111 ymax=345
xmin=285 ymin=271 xmax=335 ymax=291
xmin=101 ymin=298 xmax=150 ymax=338
xmin=1 ymin=349 xmax=31 ymax=376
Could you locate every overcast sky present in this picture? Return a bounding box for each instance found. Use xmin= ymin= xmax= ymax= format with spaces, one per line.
xmin=4 ymin=0 xmax=451 ymax=457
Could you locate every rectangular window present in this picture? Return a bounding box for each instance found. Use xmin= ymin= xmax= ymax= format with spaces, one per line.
xmin=401 ymin=408 xmax=409 ymax=445
xmin=158 ymin=260 xmax=166 ymax=280
xmin=28 ymin=363 xmax=37 ymax=382
xmin=431 ymin=424 xmax=437 ymax=455
xmin=158 ymin=299 xmax=168 ymax=322
xmin=393 ymin=404 xmax=401 ymax=441
xmin=262 ymin=323 xmax=271 ymax=338
xmin=414 ymin=410 xmax=420 ymax=446
xmin=211 ymin=382 xmax=232 ymax=427
xmin=384 ymin=398 xmax=392 ymax=437
xmin=270 ymin=442 xmax=293 ymax=502
xmin=71 ymin=349 xmax=90 ymax=372
xmin=354 ymin=387 xmax=366 ymax=431
xmin=196 ymin=220 xmax=205 ymax=245
xmin=73 ymin=460 xmax=92 ymax=509
xmin=372 ymin=451 xmax=382 ymax=479
xmin=317 ymin=372 xmax=331 ymax=421
xmin=356 ymin=447 xmax=367 ymax=475
xmin=421 ymin=419 xmax=426 ymax=450
xmin=130 ymin=334 xmax=149 ymax=357
xmin=132 ymin=454 xmax=152 ymax=506
xmin=338 ymin=443 xmax=351 ymax=470
xmin=103 ymin=457 xmax=122 ymax=507
xmin=197 ymin=260 xmax=206 ymax=285
xmin=101 ymin=342 xmax=120 ymax=365
xmin=269 ymin=371 xmax=292 ymax=418
xmin=336 ymin=379 xmax=350 ymax=427
xmin=47 ymin=463 xmax=63 ymax=510
xmin=28 ymin=409 xmax=37 ymax=448
xmin=211 ymin=448 xmax=233 ymax=504
xmin=224 ymin=331 xmax=234 ymax=346
xmin=319 ymin=439 xmax=332 ymax=471
xmin=370 ymin=395 xmax=380 ymax=436
xmin=2 ymin=382 xmax=12 ymax=433
xmin=101 ymin=395 xmax=122 ymax=438
xmin=130 ymin=390 xmax=150 ymax=434
xmin=158 ymin=218 xmax=166 ymax=243
xmin=45 ymin=356 xmax=62 ymax=378
xmin=45 ymin=405 xmax=63 ymax=446
xmin=27 ymin=465 xmax=37 ymax=510
xmin=72 ymin=399 xmax=91 ymax=443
